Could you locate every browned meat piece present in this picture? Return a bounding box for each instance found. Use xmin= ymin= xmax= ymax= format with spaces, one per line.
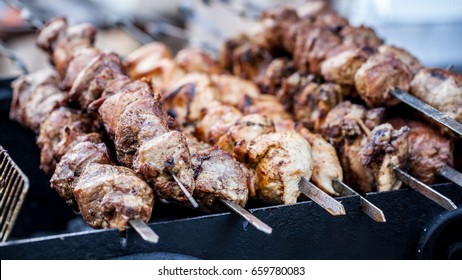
xmin=50 ymin=141 xmax=113 ymax=208
xmin=217 ymin=114 xmax=275 ymax=160
xmin=339 ymin=25 xmax=383 ymax=49
xmin=244 ymin=131 xmax=313 ymax=204
xmin=293 ymin=81 xmax=343 ymax=132
xmin=162 ymin=74 xmax=220 ymax=125
xmin=73 ymin=163 xmax=154 ymax=230
xmin=174 ymin=48 xmax=219 ymax=74
xmin=196 ymin=105 xmax=243 ymax=144
xmin=354 ymin=51 xmax=413 ymax=107
xmin=61 ymin=47 xmax=101 ymax=90
xmin=378 ymin=45 xmax=422 ymax=75
xmin=293 ymin=25 xmax=342 ymax=74
xmin=114 ymin=98 xmax=169 ymax=167
xmin=258 ymin=6 xmax=300 ymax=52
xmin=313 ymin=12 xmax=349 ymax=32
xmin=52 ymin=23 xmax=97 ymax=77
xmin=191 ymin=147 xmax=248 ymax=210
xmin=68 ymin=52 xmax=125 ymax=109
xmin=10 ymin=69 xmax=61 ymax=131
xmin=389 ymin=118 xmax=454 ymax=184
xmin=321 ymin=101 xmax=385 ymax=146
xmin=361 ymin=123 xmax=410 ymax=192
xmin=97 ymin=79 xmax=152 ymax=137
xmin=133 ymin=131 xmax=195 ymax=203
xmin=37 ymin=108 xmax=97 ymax=174
xmin=53 ymin=131 xmax=102 ymax=165
xmin=296 ymin=125 xmax=343 ymax=195
xmin=124 ymin=42 xmax=172 ymax=79
xmin=210 ymin=74 xmax=261 ymax=109
xmin=321 ymin=46 xmax=375 ymax=85
xmin=255 ymin=58 xmax=295 ymax=96
xmin=220 ymin=35 xmax=249 ymax=72
xmin=242 ymin=94 xmax=292 ymax=123
xmin=36 ymin=17 xmax=67 ymax=54
xmin=231 ymin=43 xmax=273 ymax=80
xmin=410 ymin=68 xmax=462 ymax=123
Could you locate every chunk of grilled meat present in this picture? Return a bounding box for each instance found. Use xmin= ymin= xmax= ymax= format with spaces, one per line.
xmin=242 ymin=94 xmax=292 ymax=124
xmin=341 ymin=135 xmax=374 ymax=193
xmin=410 ymin=68 xmax=462 ymax=123
xmin=191 ymin=147 xmax=248 ymax=210
xmin=124 ymin=42 xmax=172 ymax=79
xmin=244 ymin=131 xmax=313 ymax=204
xmin=10 ymin=69 xmax=66 ymax=133
xmin=50 ymin=141 xmax=113 ymax=208
xmin=68 ymin=53 xmax=126 ymax=109
xmin=196 ymin=105 xmax=243 ymax=144
xmin=378 ymin=45 xmax=422 ymax=75
xmin=174 ymin=48 xmax=219 ymax=74
xmin=210 ymin=74 xmax=261 ymax=109
xmin=73 ymin=163 xmax=154 ymax=230
xmin=339 ymin=25 xmax=383 ymax=49
xmin=231 ymin=42 xmax=273 ymax=80
xmin=61 ymin=47 xmax=101 ymax=90
xmin=389 ymin=118 xmax=454 ymax=184
xmin=361 ymin=123 xmax=410 ymax=192
xmin=293 ymin=81 xmax=343 ymax=132
xmin=296 ymin=125 xmax=342 ymax=195
xmin=36 ymin=17 xmax=67 ymax=54
xmin=37 ymin=107 xmax=98 ymax=174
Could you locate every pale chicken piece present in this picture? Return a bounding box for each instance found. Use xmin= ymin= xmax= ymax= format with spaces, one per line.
xmin=389 ymin=118 xmax=454 ymax=184
xmin=114 ymin=98 xmax=169 ymax=167
xmin=242 ymin=94 xmax=292 ymax=124
xmin=196 ymin=105 xmax=243 ymax=144
xmin=410 ymin=68 xmax=462 ymax=123
xmin=50 ymin=141 xmax=113 ymax=209
xmin=245 ymin=131 xmax=313 ymax=204
xmin=293 ymin=82 xmax=343 ymax=132
xmin=174 ymin=48 xmax=219 ymax=74
xmin=162 ymin=73 xmax=221 ymax=125
xmin=133 ymin=131 xmax=195 ymax=203
xmin=339 ymin=25 xmax=383 ymax=49
xmin=217 ymin=114 xmax=275 ymax=160
xmin=68 ymin=52 xmax=125 ymax=109
xmin=124 ymin=42 xmax=172 ymax=79
xmin=321 ymin=46 xmax=375 ymax=85
xmin=210 ymin=74 xmax=261 ymax=109
xmin=191 ymin=147 xmax=248 ymax=210
xmin=354 ymin=51 xmax=413 ymax=107
xmin=378 ymin=45 xmax=423 ymax=75
xmin=73 ymin=163 xmax=154 ymax=230
xmin=361 ymin=123 xmax=410 ymax=192
xmin=61 ymin=47 xmax=101 ymax=90
xmin=296 ymin=125 xmax=342 ymax=195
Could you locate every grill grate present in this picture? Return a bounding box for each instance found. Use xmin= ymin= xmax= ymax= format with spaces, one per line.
xmin=0 ymin=146 xmax=29 ymax=242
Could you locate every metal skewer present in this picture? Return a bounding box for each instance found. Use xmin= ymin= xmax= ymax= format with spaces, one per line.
xmin=333 ymin=179 xmax=386 ymax=222
xmin=391 ymin=89 xmax=462 ymax=137
xmin=128 ymin=218 xmax=159 ymax=244
xmin=439 ymin=165 xmax=462 ymax=188
xmin=299 ymin=177 xmax=346 ymax=216
xmin=394 ymin=167 xmax=457 ymax=211
xmin=170 ymin=172 xmax=199 ymax=208
xmin=219 ymin=199 xmax=273 ymax=235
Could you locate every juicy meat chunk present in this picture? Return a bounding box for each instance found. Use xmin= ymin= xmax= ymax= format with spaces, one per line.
xmin=61 ymin=47 xmax=101 ymax=90
xmin=73 ymin=163 xmax=154 ymax=230
xmin=378 ymin=45 xmax=422 ymax=75
xmin=125 ymin=42 xmax=172 ymax=79
xmin=133 ymin=131 xmax=195 ymax=203
xmin=196 ymin=105 xmax=243 ymax=144
xmin=220 ymin=35 xmax=249 ymax=72
xmin=242 ymin=94 xmax=292 ymax=123
xmin=50 ymin=141 xmax=113 ymax=208
xmin=210 ymin=74 xmax=261 ymax=109
xmin=254 ymin=58 xmax=294 ymax=96
xmin=410 ymin=68 xmax=462 ymax=123
xmin=174 ymin=48 xmax=219 ymax=74
xmin=339 ymin=25 xmax=383 ymax=49
xmin=231 ymin=43 xmax=273 ymax=80
xmin=390 ymin=118 xmax=454 ymax=184
xmin=68 ymin=52 xmax=125 ymax=109
xmin=36 ymin=17 xmax=67 ymax=54
xmin=245 ymin=131 xmax=313 ymax=204
xmin=191 ymin=147 xmax=248 ymax=210
xmin=361 ymin=123 xmax=410 ymax=192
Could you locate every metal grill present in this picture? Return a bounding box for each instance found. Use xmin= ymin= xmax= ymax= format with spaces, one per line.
xmin=0 ymin=145 xmax=29 ymax=242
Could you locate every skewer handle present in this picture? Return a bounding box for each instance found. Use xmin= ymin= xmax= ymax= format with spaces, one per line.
xmin=391 ymin=89 xmax=462 ymax=137
xmin=394 ymin=168 xmax=457 ymax=211
xmin=333 ymin=179 xmax=386 ymax=222
xmin=299 ymin=177 xmax=346 ymax=216
xmin=128 ymin=218 xmax=159 ymax=244
xmin=439 ymin=165 xmax=462 ymax=188
xmin=219 ymin=199 xmax=272 ymax=235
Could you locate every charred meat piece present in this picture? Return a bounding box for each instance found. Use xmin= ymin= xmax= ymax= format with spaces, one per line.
xmin=73 ymin=163 xmax=154 ymax=230
xmin=244 ymin=131 xmax=313 ymax=204
xmin=410 ymin=68 xmax=462 ymax=123
xmin=361 ymin=123 xmax=410 ymax=192
xmin=255 ymin=58 xmax=295 ymax=96
xmin=390 ymin=118 xmax=454 ymax=184
xmin=220 ymin=35 xmax=249 ymax=72
xmin=196 ymin=105 xmax=243 ymax=144
xmin=68 ymin=53 xmax=126 ymax=109
xmin=174 ymin=48 xmax=219 ymax=74
xmin=50 ymin=141 xmax=113 ymax=208
xmin=231 ymin=43 xmax=273 ymax=80
xmin=191 ymin=147 xmax=248 ymax=210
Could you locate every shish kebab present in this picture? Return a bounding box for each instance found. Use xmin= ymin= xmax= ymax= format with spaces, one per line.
xmin=220 ymin=5 xmax=460 ymax=209
xmin=231 ymin=4 xmax=462 ymax=137
xmin=11 ymin=18 xmax=272 ymax=235
xmin=125 ymin=42 xmax=389 ymax=221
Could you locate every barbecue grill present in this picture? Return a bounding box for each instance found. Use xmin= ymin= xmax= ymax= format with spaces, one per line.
xmin=1 ymin=0 xmax=462 ymax=260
